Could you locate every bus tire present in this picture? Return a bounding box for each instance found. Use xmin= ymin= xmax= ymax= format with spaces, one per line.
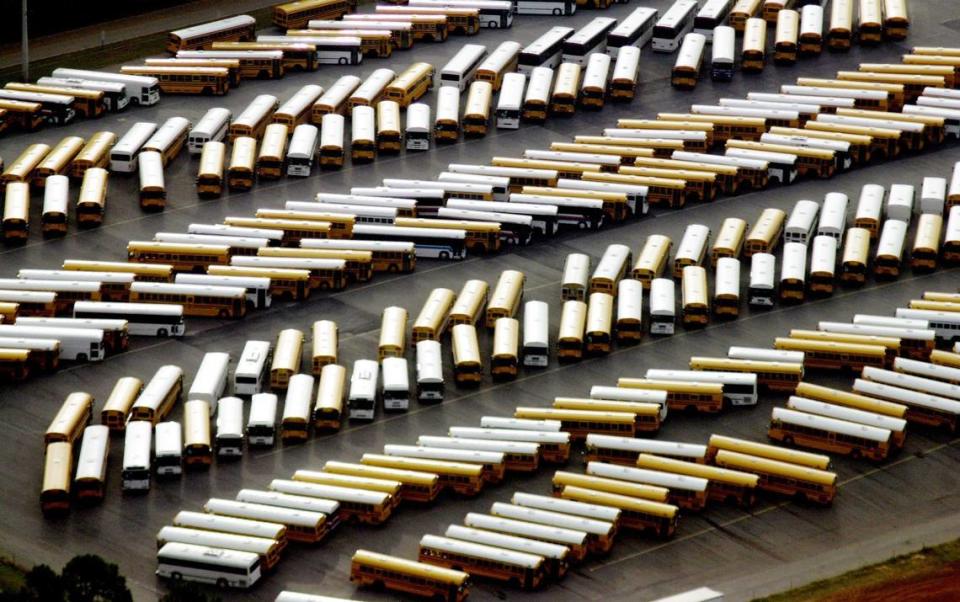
xmin=219 ymin=309 xmax=229 ymax=318
xmin=553 ymin=8 xmax=563 ymax=14
xmin=783 ymin=435 xmax=794 ymax=445
xmin=171 ymin=572 xmax=182 ymax=581
xmin=158 ymin=329 xmax=168 ymax=337
xmin=339 ymin=57 xmax=348 ymax=65
xmin=203 ymin=87 xmax=213 ymax=96
xmin=216 ymin=578 xmax=228 ymax=588
xmin=439 ymin=251 xmax=450 ymax=260
xmin=77 ymin=353 xmax=88 ymax=362
xmin=488 ymin=21 xmax=498 ymax=28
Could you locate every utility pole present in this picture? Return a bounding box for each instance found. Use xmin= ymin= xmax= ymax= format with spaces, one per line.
xmin=21 ymin=0 xmax=29 ymax=82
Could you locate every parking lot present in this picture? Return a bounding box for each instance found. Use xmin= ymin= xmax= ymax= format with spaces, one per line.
xmin=2 ymin=0 xmax=960 ymax=600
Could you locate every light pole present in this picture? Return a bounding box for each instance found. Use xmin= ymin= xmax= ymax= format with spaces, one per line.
xmin=21 ymin=0 xmax=29 ymax=82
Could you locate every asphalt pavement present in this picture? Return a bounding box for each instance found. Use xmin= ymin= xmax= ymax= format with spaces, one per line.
xmin=1 ymin=1 xmax=960 ymax=601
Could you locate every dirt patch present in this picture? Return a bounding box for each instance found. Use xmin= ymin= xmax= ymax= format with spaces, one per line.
xmin=816 ymin=562 xmax=960 ymax=602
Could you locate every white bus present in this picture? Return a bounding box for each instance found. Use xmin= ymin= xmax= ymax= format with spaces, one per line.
xmin=522 ymin=300 xmax=549 ymax=367
xmin=799 ymin=4 xmax=823 ymax=55
xmin=874 ymin=219 xmax=908 ymax=278
xmin=439 ymin=171 xmax=511 ymax=201
xmin=155 ymin=421 xmax=183 ymax=476
xmin=122 ymin=420 xmax=152 ymax=492
xmin=287 ymin=124 xmax=319 ymax=177
xmin=786 ymin=396 xmax=906 ymax=435
xmin=0 ymin=324 xmax=103 ymax=361
xmin=38 ymin=76 xmax=129 ymax=112
xmin=187 ymin=223 xmax=282 ymax=244
xmin=616 ymin=278 xmax=643 ymax=342
xmin=729 ymin=346 xmax=803 ymax=364
xmin=649 ymin=277 xmax=676 ymax=335
xmin=589 ymin=386 xmax=669 ymax=420
xmin=653 ymin=0 xmax=699 ymax=53
xmin=349 ymin=359 xmax=379 ymax=420
xmin=351 ymin=105 xmax=376 ymax=162
xmin=143 ymin=116 xmax=191 ymax=166
xmin=409 ymin=0 xmax=513 ymax=28
xmin=172 ymin=511 xmax=285 ymax=542
xmin=215 ymin=396 xmax=245 ymax=458
xmin=809 ymin=235 xmax=838 ymax=294
xmin=188 ymin=108 xmax=231 ymax=154
xmin=580 ymin=52 xmax=612 ymax=108
xmin=74 ymin=424 xmax=110 ymax=500
xmin=562 ymin=18 xmax=617 ymax=66
xmin=175 ymin=271 xmax=270 ymax=311
xmin=515 ymin=0 xmax=576 ymax=17
xmin=188 ymin=352 xmax=231 ymax=404
xmin=74 ymin=301 xmax=185 ymax=337
xmin=817 ymin=192 xmax=848 ymax=240
xmin=110 ymin=122 xmax=158 ymax=173
xmin=405 ymin=103 xmax=431 ymax=151
xmin=519 ymin=26 xmax=573 ymax=74
xmin=779 ymin=242 xmax=807 ymax=303
xmin=645 ymin=368 xmax=758 ymax=406
xmin=441 ymin=44 xmax=487 ymax=91
xmin=496 ymin=72 xmax=525 ymax=129
xmin=382 ymin=356 xmax=410 ymax=411
xmin=710 ymin=25 xmax=736 ymax=81
xmin=608 ymin=7 xmax=658 ymax=57
xmin=862 ymin=367 xmax=960 ymax=404
xmin=562 ymin=253 xmax=590 ymax=302
xmin=695 ymin=0 xmax=733 ymax=39
xmin=233 ymin=340 xmax=271 ymax=396
xmin=416 ymin=340 xmax=444 ymax=402
xmin=318 ymin=113 xmax=345 ymax=168
xmin=784 ymin=200 xmax=819 ymax=245
xmin=921 ymin=176 xmax=947 ymax=215
xmin=894 ymin=357 xmax=960 ymax=385
xmin=280 ymin=374 xmax=313 ymax=444
xmin=855 ymin=183 xmax=885 ymax=237
xmin=156 ymin=542 xmax=261 ymax=589
xmin=886 ymin=183 xmax=915 ymax=223
xmin=480 ymin=416 xmax=562 ymax=432
xmin=895 ymin=308 xmax=960 ymax=344
xmin=611 ymin=45 xmax=641 ymax=102
xmin=245 ymin=393 xmax=276 ymax=447
xmin=51 ymin=67 xmax=160 ymax=105
xmin=713 ymin=257 xmax=740 ymax=317
xmin=674 ymin=224 xmax=711 ymax=277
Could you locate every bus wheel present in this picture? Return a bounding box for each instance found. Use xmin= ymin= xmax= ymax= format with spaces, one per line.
xmin=553 ymin=8 xmax=562 ymax=14
xmin=578 ymin=221 xmax=589 ymax=230
xmin=488 ymin=21 xmax=498 ymax=28
xmin=783 ymin=435 xmax=794 ymax=445
xmin=219 ymin=309 xmax=229 ymax=318
xmin=216 ymin=578 xmax=228 ymax=588
xmin=77 ymin=353 xmax=88 ymax=362
xmin=439 ymin=251 xmax=450 ymax=260
xmin=339 ymin=58 xmax=348 ymax=65
xmin=388 ymin=264 xmax=398 ymax=272
xmin=158 ymin=329 xmax=168 ymax=337
xmin=171 ymin=572 xmax=182 ymax=581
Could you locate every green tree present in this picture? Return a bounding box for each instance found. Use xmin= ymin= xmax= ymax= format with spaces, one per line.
xmin=60 ymin=555 xmax=131 ymax=602
xmin=20 ymin=564 xmax=63 ymax=602
xmin=160 ymin=582 xmax=222 ymax=602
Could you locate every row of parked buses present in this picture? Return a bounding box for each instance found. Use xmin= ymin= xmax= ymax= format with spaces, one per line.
xmin=8 ymin=165 xmax=960 ymax=383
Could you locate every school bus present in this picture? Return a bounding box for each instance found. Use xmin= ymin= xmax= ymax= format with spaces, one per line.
xmin=273 ymin=0 xmax=352 ymax=30
xmin=385 ymin=63 xmax=435 ymax=108
xmin=351 ymin=549 xmax=470 ymax=602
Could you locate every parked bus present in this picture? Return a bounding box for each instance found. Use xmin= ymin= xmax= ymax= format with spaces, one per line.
xmin=773 ymin=8 xmax=799 ymax=64
xmin=671 ymin=33 xmax=706 ymax=89
xmin=385 ymin=63 xmax=435 ymax=108
xmin=351 ymin=549 xmax=469 ymax=602
xmin=274 ymin=0 xmax=351 ymax=30
xmin=167 ymin=14 xmax=256 ymax=52
xmin=255 ymin=123 xmax=288 ymax=180
xmin=229 ymin=94 xmax=278 ymax=141
xmin=827 ymin=0 xmax=854 ymax=51
xmin=653 ymin=0 xmax=699 ymax=53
